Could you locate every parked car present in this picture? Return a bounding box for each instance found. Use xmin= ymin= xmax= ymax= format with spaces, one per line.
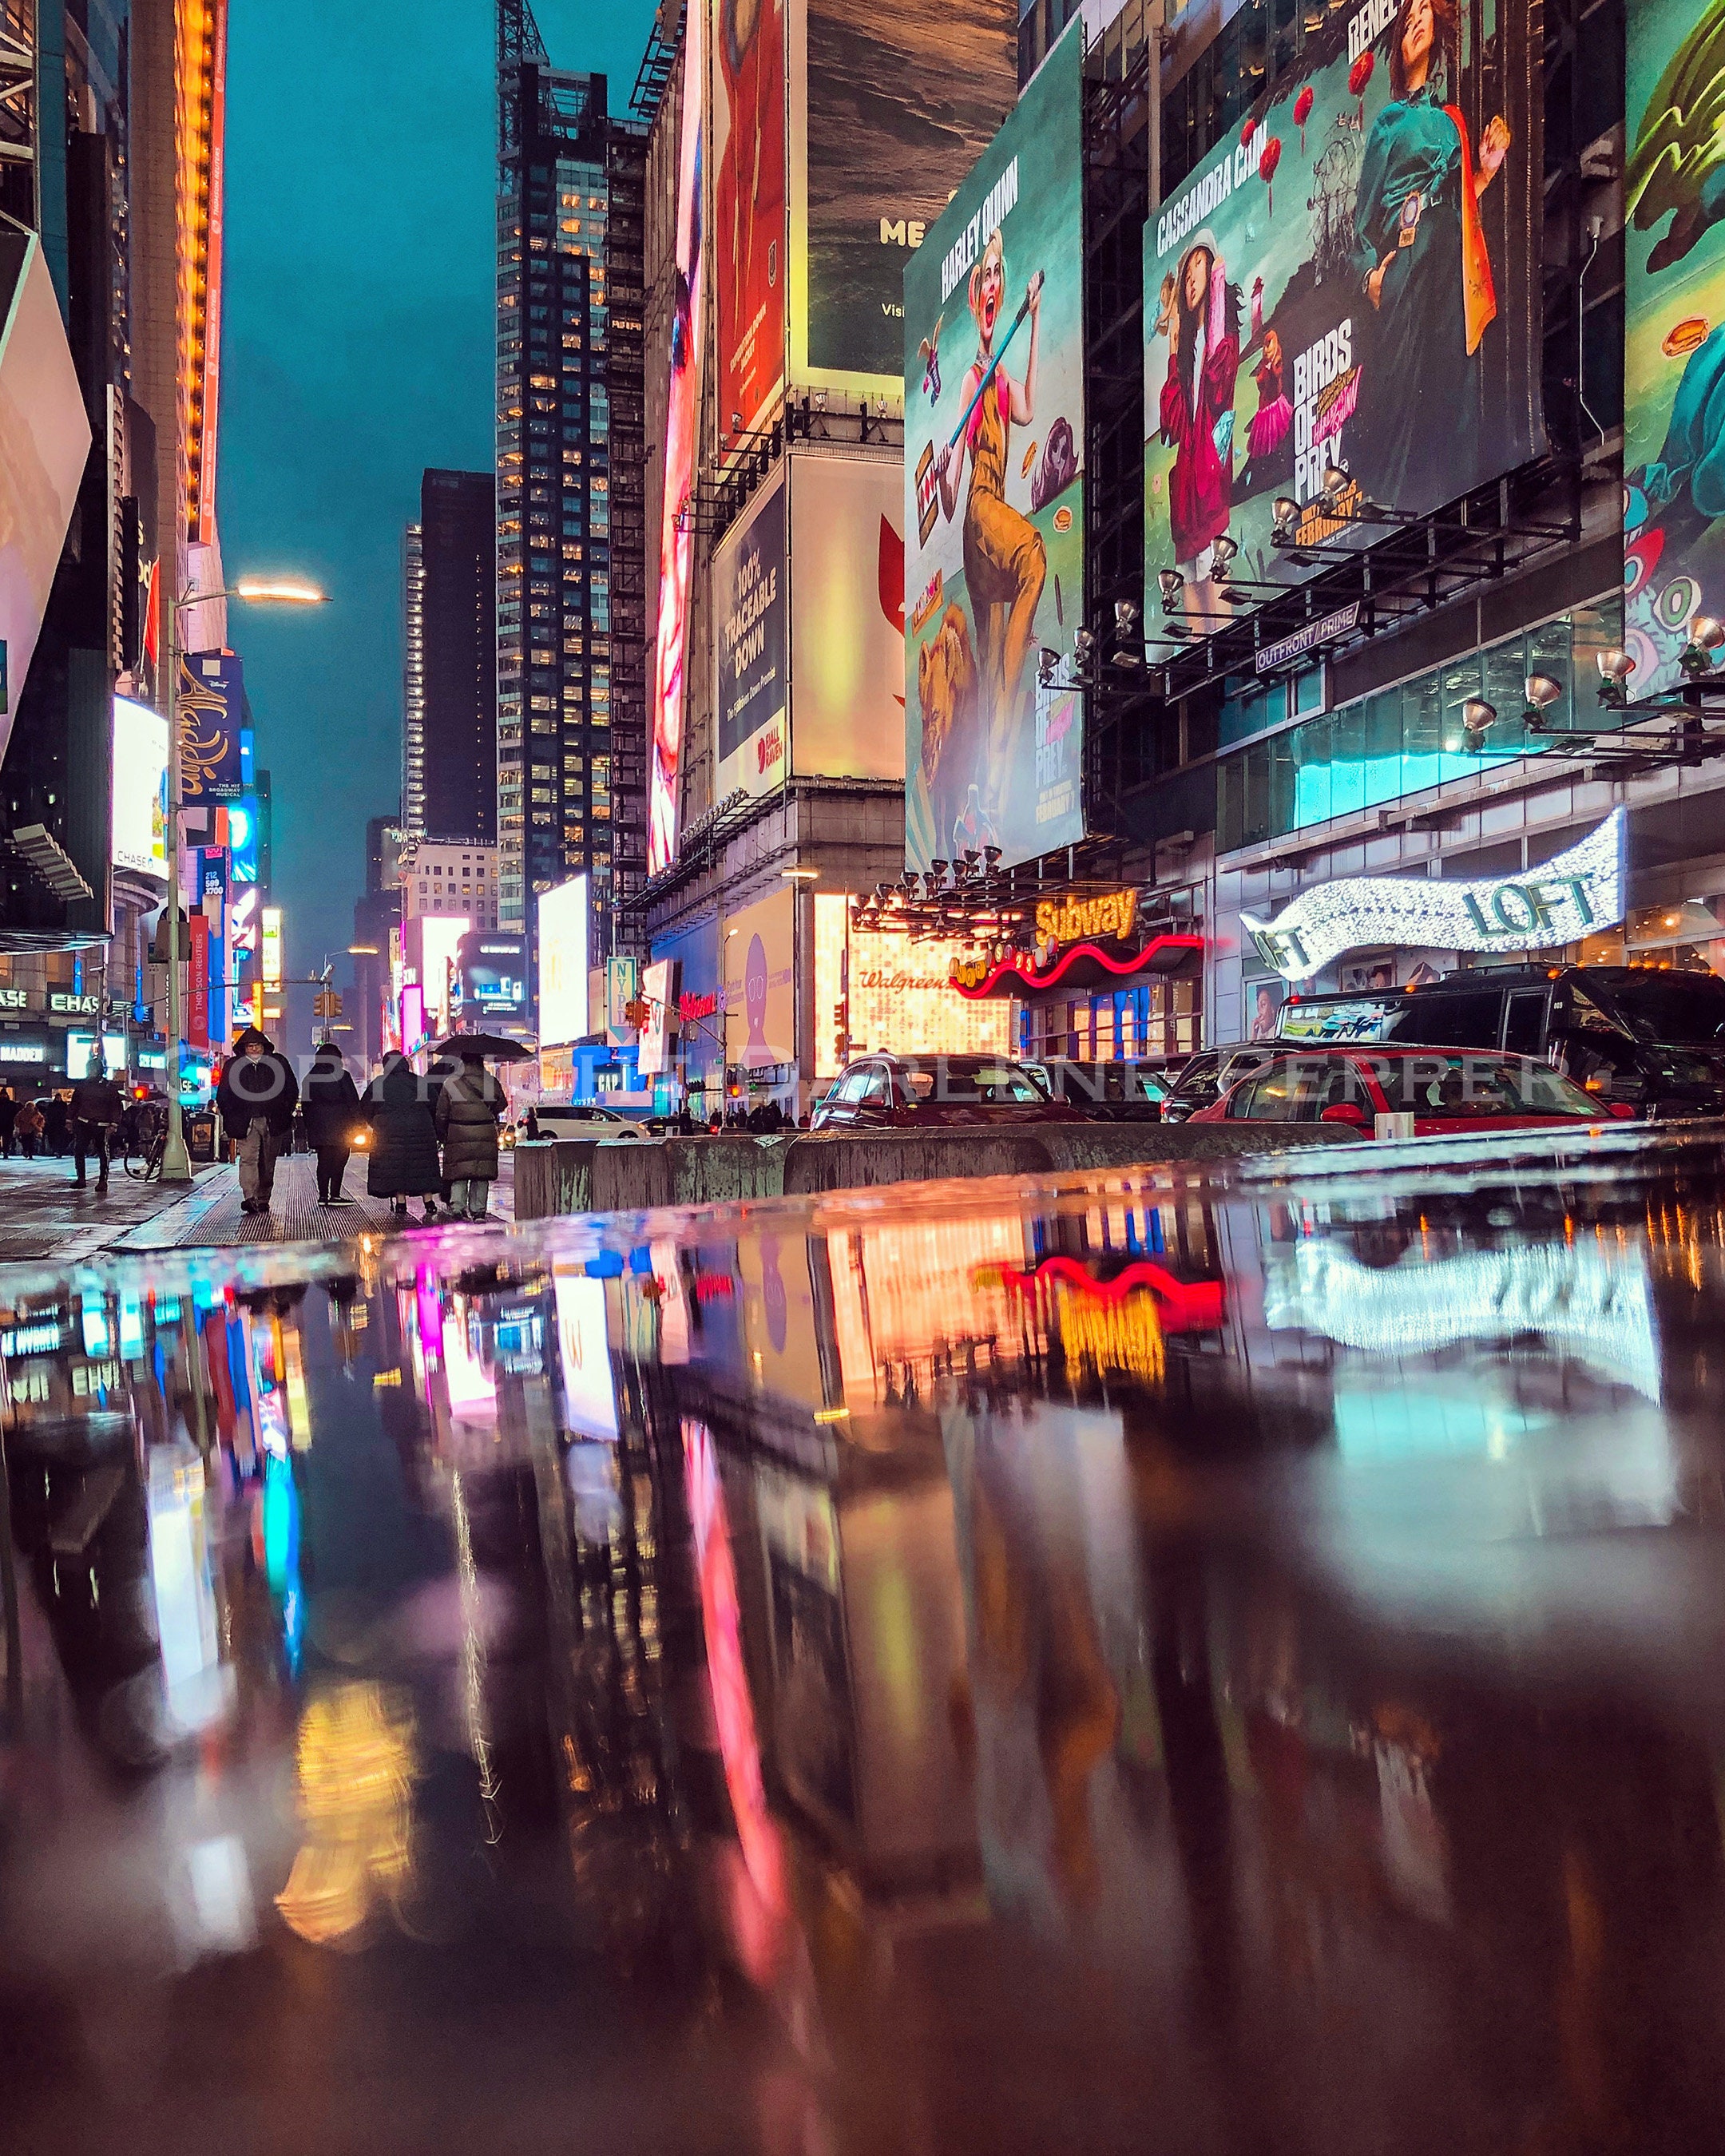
xmin=1157 ymin=1043 xmax=1282 ymax=1124
xmin=1189 ymin=1045 xmax=1638 ymax=1136
xmin=1027 ymin=1057 xmax=1182 ymax=1120
xmin=1279 ymin=962 xmax=1725 ymax=1119
xmin=810 ymin=1053 xmax=1085 ymax=1132
xmin=532 ymin=1102 xmax=656 ymax=1142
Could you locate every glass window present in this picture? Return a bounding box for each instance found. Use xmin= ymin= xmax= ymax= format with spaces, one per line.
xmin=1384 ymin=989 xmax=1503 ymax=1049
xmin=1375 ymin=1053 xmax=1603 ymax=1117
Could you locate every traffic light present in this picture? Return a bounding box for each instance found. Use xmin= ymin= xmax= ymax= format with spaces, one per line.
xmin=314 ymin=990 xmax=343 ymax=1021
xmin=832 ymin=1003 xmax=849 ymax=1063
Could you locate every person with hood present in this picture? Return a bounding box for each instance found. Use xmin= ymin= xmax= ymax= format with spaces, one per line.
xmin=42 ymin=1091 xmax=69 ymax=1156
xmin=433 ymin=1050 xmax=506 ymax=1220
xmin=364 ymin=1050 xmax=442 ymax=1222
xmin=301 ymin=1040 xmax=363 ymax=1206
xmin=216 ymin=1025 xmax=299 ymax=1214
xmin=70 ymin=1060 xmax=124 ymax=1192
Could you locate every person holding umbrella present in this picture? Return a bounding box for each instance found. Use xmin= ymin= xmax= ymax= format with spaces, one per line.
xmin=363 ymin=1050 xmax=442 ymax=1223
xmin=434 ymin=1046 xmax=506 ymax=1220
xmin=302 ymin=1040 xmax=364 ymax=1206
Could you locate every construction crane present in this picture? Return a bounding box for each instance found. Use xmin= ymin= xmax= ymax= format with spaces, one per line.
xmin=498 ymin=0 xmax=549 ymax=173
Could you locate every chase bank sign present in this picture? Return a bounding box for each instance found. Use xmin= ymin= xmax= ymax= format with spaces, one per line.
xmin=1242 ymin=810 xmax=1626 ymax=982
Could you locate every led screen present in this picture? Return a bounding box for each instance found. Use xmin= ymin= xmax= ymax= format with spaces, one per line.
xmin=648 ymin=0 xmax=708 ymax=874
xmin=714 ymin=0 xmax=787 ymax=455
xmin=714 ymin=466 xmax=788 ymax=802
xmin=904 ymin=23 xmax=1086 ymax=874
xmin=1624 ymin=0 xmax=1725 ymax=702
xmin=111 ymin=696 xmax=169 ymax=875
xmin=537 ymin=874 xmax=591 ymax=1047
xmin=813 ymin=894 xmax=1010 ymax=1077
xmin=791 ymin=453 xmax=906 ymax=781
xmin=724 ymin=885 xmax=795 ymax=1072
xmin=1144 ymin=0 xmax=1544 ymax=628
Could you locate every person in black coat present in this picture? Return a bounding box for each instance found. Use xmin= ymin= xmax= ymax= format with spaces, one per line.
xmin=363 ymin=1052 xmax=442 ymax=1221
xmin=433 ymin=1053 xmax=505 ymax=1219
xmin=216 ymin=1026 xmax=299 ymax=1214
xmin=301 ymin=1041 xmax=363 ymax=1205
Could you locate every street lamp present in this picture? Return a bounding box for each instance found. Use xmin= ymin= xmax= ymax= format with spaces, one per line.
xmin=161 ymin=575 xmax=328 ymax=1183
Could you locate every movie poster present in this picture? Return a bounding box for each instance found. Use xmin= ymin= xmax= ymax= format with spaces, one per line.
xmin=792 ymin=0 xmax=1017 ymax=401
xmin=902 ymin=23 xmax=1085 ymax=876
xmin=648 ymin=1 xmax=707 ymax=875
xmin=714 ymin=0 xmax=787 ymax=454
xmin=790 ymin=451 xmax=906 ymax=780
xmin=1625 ymin=0 xmax=1725 ymax=702
xmin=1144 ymin=0 xmax=1543 ymax=630
xmin=714 ymin=467 xmax=789 ymax=801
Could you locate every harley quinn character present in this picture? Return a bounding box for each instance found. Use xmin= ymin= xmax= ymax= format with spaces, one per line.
xmin=1159 ymin=236 xmax=1240 ymax=621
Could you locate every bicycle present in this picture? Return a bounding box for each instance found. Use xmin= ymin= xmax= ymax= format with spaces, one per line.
xmin=122 ymin=1103 xmax=168 ymax=1182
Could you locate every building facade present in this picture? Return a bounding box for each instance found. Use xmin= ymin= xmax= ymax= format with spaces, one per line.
xmin=402 ymin=469 xmax=497 ymax=844
xmin=495 ymin=61 xmax=647 ymax=977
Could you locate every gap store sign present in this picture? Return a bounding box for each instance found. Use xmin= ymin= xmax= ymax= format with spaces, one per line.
xmin=1243 ymin=811 xmax=1625 ymax=981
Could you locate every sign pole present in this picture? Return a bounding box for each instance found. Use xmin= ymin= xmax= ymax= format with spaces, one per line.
xmin=161 ymin=589 xmax=192 ymax=1183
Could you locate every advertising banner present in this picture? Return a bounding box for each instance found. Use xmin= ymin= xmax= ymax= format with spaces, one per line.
xmin=813 ymin=895 xmax=1010 ymax=1076
xmin=638 ymin=957 xmax=679 ymax=1076
xmin=903 ymin=23 xmax=1086 ymax=874
xmin=605 ymin=956 xmax=640 ymax=1046
xmin=111 ymin=696 xmax=169 ymax=876
xmin=724 ymin=885 xmax=796 ymax=1071
xmin=715 ymin=468 xmax=789 ymax=801
xmin=198 ymin=848 xmax=228 ymax=1048
xmin=1144 ymin=0 xmax=1544 ymax=626
xmin=179 ymin=652 xmax=245 ymax=802
xmin=714 ymin=0 xmax=787 ymax=455
xmin=1624 ymin=0 xmax=1725 ymax=701
xmin=648 ymin=0 xmax=708 ymax=875
xmin=791 ymin=451 xmax=906 ymax=779
xmin=537 ymin=874 xmax=590 ymax=1046
xmin=791 ymin=0 xmax=1017 ymax=400
xmin=188 ymin=913 xmax=209 ymax=1051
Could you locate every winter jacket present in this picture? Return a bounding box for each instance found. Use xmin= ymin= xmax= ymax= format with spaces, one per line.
xmin=301 ymin=1051 xmax=363 ymax=1149
xmin=216 ymin=1029 xmax=299 ymax=1140
xmin=433 ymin=1062 xmax=503 ymax=1183
xmin=363 ymin=1056 xmax=442 ymax=1197
xmin=71 ymin=1075 xmax=124 ymax=1126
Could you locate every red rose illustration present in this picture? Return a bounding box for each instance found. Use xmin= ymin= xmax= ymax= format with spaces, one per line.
xmin=1259 ymin=136 xmax=1283 ymax=216
xmin=1294 ymin=85 xmax=1314 ymax=152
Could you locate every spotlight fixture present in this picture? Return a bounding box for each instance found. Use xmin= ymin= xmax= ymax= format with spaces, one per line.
xmin=1210 ymin=534 xmax=1239 ymax=569
xmin=983 ymin=845 xmax=1002 ymax=866
xmin=1073 ymin=627 xmax=1096 ymax=664
xmin=1461 ymin=696 xmax=1497 ymax=745
xmin=1521 ymin=672 xmax=1564 ymax=728
xmin=1692 ymin=615 xmax=1725 ymax=651
xmin=1037 ymin=647 xmax=1059 ymax=688
xmin=1158 ymin=568 xmax=1184 ymax=610
xmin=1321 ymin=461 xmax=1352 ymax=506
xmin=929 ymin=858 xmax=950 ymax=881
xmin=1271 ymin=496 xmax=1300 ymax=537
xmin=1115 ymin=598 xmax=1141 ymax=634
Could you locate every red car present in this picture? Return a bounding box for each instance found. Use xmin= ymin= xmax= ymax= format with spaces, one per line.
xmin=1189 ymin=1046 xmax=1638 ymax=1137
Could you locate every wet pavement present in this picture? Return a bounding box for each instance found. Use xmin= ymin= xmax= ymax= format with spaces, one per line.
xmin=4 ymin=1128 xmax=1725 ymax=2150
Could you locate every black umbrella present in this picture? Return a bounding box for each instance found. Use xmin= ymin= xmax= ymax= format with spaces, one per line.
xmin=429 ymin=1032 xmax=533 ymax=1062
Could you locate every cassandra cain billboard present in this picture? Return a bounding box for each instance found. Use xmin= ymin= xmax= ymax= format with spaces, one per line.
xmin=1625 ymin=0 xmax=1725 ymax=703
xmin=1144 ymin=0 xmax=1542 ymax=630
xmin=903 ymin=25 xmax=1085 ymax=876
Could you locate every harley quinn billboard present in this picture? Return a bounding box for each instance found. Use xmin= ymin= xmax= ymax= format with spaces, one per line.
xmin=1144 ymin=0 xmax=1543 ymax=631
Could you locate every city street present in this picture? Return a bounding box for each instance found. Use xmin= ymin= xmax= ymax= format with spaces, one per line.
xmin=2 ymin=1132 xmax=1725 ymax=2151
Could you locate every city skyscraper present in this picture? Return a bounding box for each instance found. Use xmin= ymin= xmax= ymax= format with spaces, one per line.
xmin=495 ymin=55 xmax=646 ymax=969
xmin=402 ymin=468 xmax=497 ymax=843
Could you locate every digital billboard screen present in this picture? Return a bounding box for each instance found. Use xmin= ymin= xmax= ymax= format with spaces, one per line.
xmin=537 ymin=874 xmax=590 ymax=1047
xmin=791 ymin=452 xmax=906 ymax=781
xmin=418 ymin=915 xmax=470 ymax=1033
xmin=813 ymin=895 xmax=1010 ymax=1076
xmin=1144 ymin=0 xmax=1544 ymax=628
xmin=111 ymin=696 xmax=169 ymax=875
xmin=1625 ymin=0 xmax=1725 ymax=702
xmin=715 ymin=0 xmax=787 ymax=455
xmin=724 ymin=885 xmax=795 ymax=1072
xmin=903 ymin=23 xmax=1086 ymax=875
xmin=458 ymin=930 xmax=528 ymax=1019
xmin=794 ymin=0 xmax=1017 ymax=401
xmin=715 ymin=466 xmax=788 ymax=803
xmin=648 ymin=0 xmax=708 ymax=875
xmin=638 ymin=957 xmax=678 ymax=1076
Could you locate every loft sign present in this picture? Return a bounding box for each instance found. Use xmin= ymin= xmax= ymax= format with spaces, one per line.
xmin=1241 ymin=810 xmax=1626 ymax=981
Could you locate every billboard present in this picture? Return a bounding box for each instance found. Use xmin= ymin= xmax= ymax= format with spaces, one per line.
xmin=537 ymin=874 xmax=590 ymax=1046
xmin=418 ymin=915 xmax=469 ymax=1033
xmin=1144 ymin=0 xmax=1544 ymax=627
xmin=724 ymin=884 xmax=796 ymax=1071
xmin=791 ymin=0 xmax=1018 ymax=401
xmin=648 ymin=0 xmax=708 ymax=875
xmin=260 ymin=905 xmax=281 ymax=988
xmin=605 ymin=955 xmax=640 ymax=1046
xmin=111 ymin=696 xmax=169 ymax=875
xmin=813 ymin=895 xmax=1010 ymax=1076
xmin=178 ymin=652 xmax=245 ymax=801
xmin=791 ymin=452 xmax=906 ymax=779
xmin=714 ymin=0 xmax=787 ymax=454
xmin=638 ymin=957 xmax=678 ymax=1076
xmin=458 ymin=931 xmax=528 ymax=1021
xmin=1624 ymin=0 xmax=1725 ymax=701
xmin=715 ymin=466 xmax=789 ymax=802
xmin=903 ymin=24 xmax=1086 ymax=874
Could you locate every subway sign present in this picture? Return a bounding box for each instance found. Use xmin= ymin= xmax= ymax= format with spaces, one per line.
xmin=1242 ymin=810 xmax=1625 ymax=981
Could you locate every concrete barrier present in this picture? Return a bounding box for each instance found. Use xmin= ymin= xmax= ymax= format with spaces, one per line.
xmin=512 ymin=1120 xmax=1359 ymax=1220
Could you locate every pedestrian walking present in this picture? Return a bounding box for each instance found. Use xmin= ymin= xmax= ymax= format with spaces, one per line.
xmin=0 ymin=1085 xmax=16 ymax=1157
xmin=301 ymin=1040 xmax=363 ymax=1205
xmin=69 ymin=1061 xmax=124 ymax=1192
xmin=42 ymin=1092 xmax=69 ymax=1156
xmin=433 ymin=1050 xmax=505 ymax=1220
xmin=363 ymin=1050 xmax=442 ymax=1223
xmin=14 ymin=1097 xmax=42 ymax=1158
xmin=216 ymin=1025 xmax=299 ymax=1214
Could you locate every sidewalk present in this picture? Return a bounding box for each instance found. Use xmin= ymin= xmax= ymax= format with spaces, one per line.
xmin=113 ymin=1147 xmax=517 ymax=1250
xmin=0 ymin=1152 xmax=212 ymax=1265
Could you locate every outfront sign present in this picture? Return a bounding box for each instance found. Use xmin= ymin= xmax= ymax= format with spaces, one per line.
xmin=1242 ymin=810 xmax=1625 ymax=981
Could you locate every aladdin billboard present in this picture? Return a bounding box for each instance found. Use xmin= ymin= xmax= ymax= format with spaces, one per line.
xmin=903 ymin=23 xmax=1086 ymax=875
xmin=1144 ymin=0 xmax=1544 ymax=628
